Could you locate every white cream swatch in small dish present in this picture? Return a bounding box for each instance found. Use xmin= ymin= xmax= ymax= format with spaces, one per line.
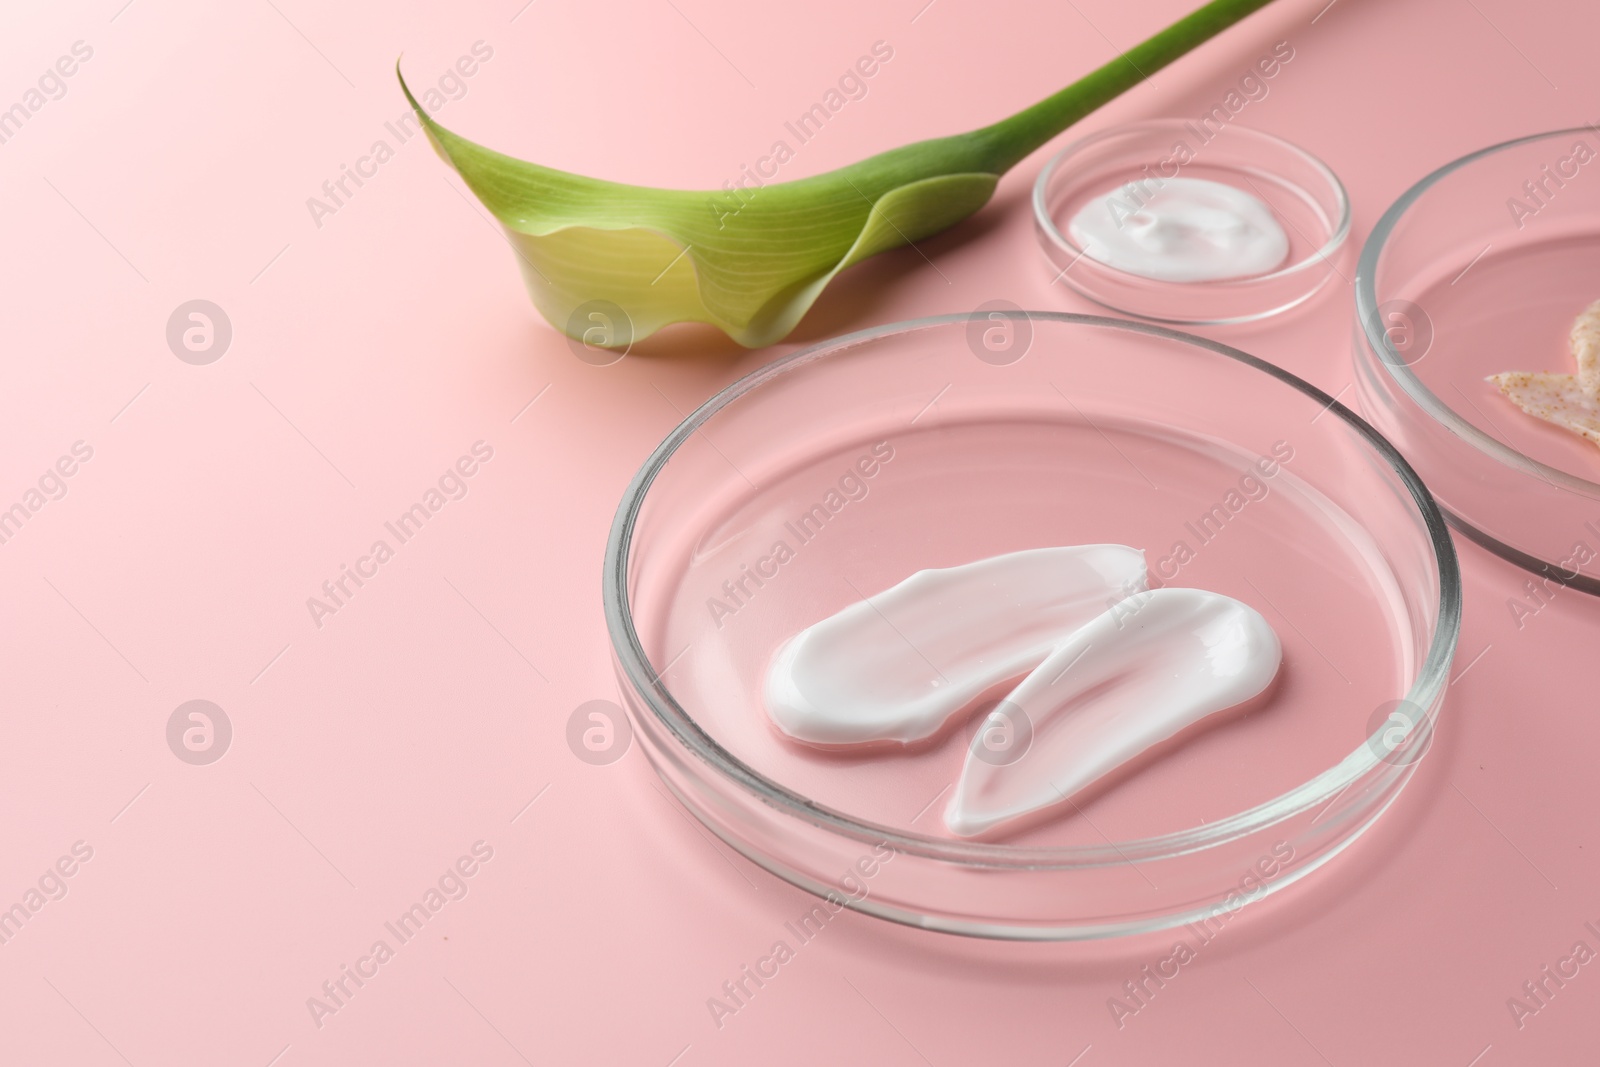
xmin=1067 ymin=177 xmax=1290 ymax=283
xmin=945 ymin=587 xmax=1282 ymax=838
xmin=763 ymin=545 xmax=1147 ymax=746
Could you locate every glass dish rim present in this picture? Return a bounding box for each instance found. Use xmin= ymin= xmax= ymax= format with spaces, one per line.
xmin=604 ymin=311 xmax=1461 ymax=869
xmin=1355 ymin=124 xmax=1600 ymax=498
xmin=1032 ymin=119 xmax=1353 ymax=304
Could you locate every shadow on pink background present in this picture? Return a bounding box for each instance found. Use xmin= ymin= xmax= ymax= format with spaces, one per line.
xmin=0 ymin=0 xmax=1596 ymax=1063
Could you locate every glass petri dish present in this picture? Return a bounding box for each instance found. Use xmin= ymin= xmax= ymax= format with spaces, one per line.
xmin=606 ymin=313 xmax=1459 ymax=940
xmin=1034 ymin=120 xmax=1351 ymax=324
xmin=1355 ymin=126 xmax=1600 ymax=593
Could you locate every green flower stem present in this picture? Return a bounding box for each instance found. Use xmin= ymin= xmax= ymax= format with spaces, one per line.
xmin=979 ymin=0 xmax=1278 ymax=172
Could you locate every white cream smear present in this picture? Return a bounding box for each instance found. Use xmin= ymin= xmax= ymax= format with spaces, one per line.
xmin=946 ymin=587 xmax=1281 ymax=837
xmin=764 ymin=545 xmax=1148 ymax=747
xmin=1067 ymin=177 xmax=1290 ymax=283
xmin=764 ymin=549 xmax=1282 ymax=838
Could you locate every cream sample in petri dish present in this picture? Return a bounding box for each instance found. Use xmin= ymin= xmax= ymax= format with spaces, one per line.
xmin=607 ymin=313 xmax=1458 ymax=939
xmin=763 ymin=549 xmax=1284 ymax=840
xmin=1035 ymin=120 xmax=1349 ymax=324
xmin=1488 ymin=299 xmax=1600 ymax=446
xmin=1356 ymin=127 xmax=1600 ymax=593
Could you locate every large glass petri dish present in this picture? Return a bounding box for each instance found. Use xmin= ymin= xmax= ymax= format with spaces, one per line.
xmin=607 ymin=312 xmax=1459 ymax=940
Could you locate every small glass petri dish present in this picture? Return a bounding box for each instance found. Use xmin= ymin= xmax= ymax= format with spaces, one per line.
xmin=1034 ymin=120 xmax=1351 ymax=324
xmin=606 ymin=313 xmax=1458 ymax=940
xmin=1355 ymin=127 xmax=1600 ymax=592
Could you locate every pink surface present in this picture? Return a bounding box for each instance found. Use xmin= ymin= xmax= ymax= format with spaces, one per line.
xmin=1 ymin=0 xmax=1597 ymax=1063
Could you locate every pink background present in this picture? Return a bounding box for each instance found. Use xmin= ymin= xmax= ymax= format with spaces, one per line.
xmin=1 ymin=0 xmax=1597 ymax=1063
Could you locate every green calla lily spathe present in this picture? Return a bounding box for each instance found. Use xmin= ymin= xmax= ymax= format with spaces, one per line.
xmin=401 ymin=0 xmax=1276 ymax=349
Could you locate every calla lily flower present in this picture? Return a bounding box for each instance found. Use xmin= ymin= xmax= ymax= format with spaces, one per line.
xmin=401 ymin=0 xmax=1274 ymax=348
